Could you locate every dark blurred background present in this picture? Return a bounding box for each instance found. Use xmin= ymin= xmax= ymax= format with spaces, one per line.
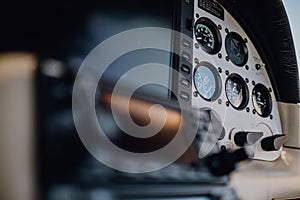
xmin=0 ymin=0 xmax=174 ymax=61
xmin=0 ymin=1 xmax=180 ymax=200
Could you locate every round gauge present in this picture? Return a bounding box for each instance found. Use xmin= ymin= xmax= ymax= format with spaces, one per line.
xmin=225 ymin=74 xmax=249 ymax=110
xmin=225 ymin=32 xmax=248 ymax=66
xmin=252 ymin=84 xmax=272 ymax=117
xmin=193 ymin=62 xmax=221 ymax=101
xmin=194 ymin=17 xmax=222 ymax=54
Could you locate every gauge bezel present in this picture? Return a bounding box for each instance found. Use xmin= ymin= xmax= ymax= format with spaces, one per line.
xmin=225 ymin=32 xmax=248 ymax=66
xmin=194 ymin=17 xmax=222 ymax=55
xmin=193 ymin=61 xmax=222 ymax=102
xmin=252 ymin=83 xmax=272 ymax=117
xmin=225 ymin=73 xmax=249 ymax=110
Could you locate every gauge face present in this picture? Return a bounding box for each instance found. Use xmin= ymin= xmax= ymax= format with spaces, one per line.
xmin=225 ymin=32 xmax=248 ymax=66
xmin=193 ymin=62 xmax=221 ymax=101
xmin=252 ymin=84 xmax=272 ymax=117
xmin=225 ymin=74 xmax=249 ymax=110
xmin=194 ymin=17 xmax=222 ymax=54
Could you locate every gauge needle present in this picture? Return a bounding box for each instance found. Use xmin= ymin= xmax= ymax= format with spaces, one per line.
xmin=198 ymin=74 xmax=203 ymax=83
xmin=257 ymin=101 xmax=265 ymax=106
xmin=205 ymin=86 xmax=213 ymax=94
xmin=232 ymin=39 xmax=239 ymax=49
xmin=197 ymin=35 xmax=209 ymax=42
xmin=231 ymin=39 xmax=241 ymax=55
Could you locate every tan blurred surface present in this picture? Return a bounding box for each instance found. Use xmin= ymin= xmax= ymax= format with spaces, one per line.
xmin=101 ymin=92 xmax=198 ymax=164
xmin=0 ymin=53 xmax=37 ymax=200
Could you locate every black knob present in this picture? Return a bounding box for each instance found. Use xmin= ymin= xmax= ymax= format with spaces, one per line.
xmin=205 ymin=148 xmax=249 ymax=176
xmin=261 ymin=134 xmax=287 ymax=151
xmin=234 ymin=131 xmax=263 ymax=147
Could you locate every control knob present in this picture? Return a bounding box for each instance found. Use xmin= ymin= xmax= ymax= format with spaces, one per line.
xmin=261 ymin=134 xmax=287 ymax=151
xmin=234 ymin=131 xmax=263 ymax=147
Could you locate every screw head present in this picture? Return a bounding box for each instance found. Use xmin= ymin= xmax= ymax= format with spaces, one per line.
xmin=255 ymin=64 xmax=261 ymax=70
xmin=226 ymin=101 xmax=230 ymax=107
xmin=193 ymin=91 xmax=198 ymax=97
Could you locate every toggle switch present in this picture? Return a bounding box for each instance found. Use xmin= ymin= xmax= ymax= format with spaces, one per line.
xmin=234 ymin=131 xmax=263 ymax=147
xmin=261 ymin=134 xmax=287 ymax=151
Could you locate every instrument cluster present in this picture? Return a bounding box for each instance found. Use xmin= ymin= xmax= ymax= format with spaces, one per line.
xmin=186 ymin=0 xmax=284 ymax=161
xmin=193 ymin=16 xmax=271 ymax=117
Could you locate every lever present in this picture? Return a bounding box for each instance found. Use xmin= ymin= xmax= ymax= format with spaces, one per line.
xmin=234 ymin=131 xmax=263 ymax=147
xmin=205 ymin=148 xmax=249 ymax=176
xmin=261 ymin=134 xmax=287 ymax=151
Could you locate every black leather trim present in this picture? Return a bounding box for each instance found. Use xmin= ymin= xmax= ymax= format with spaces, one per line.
xmin=217 ymin=0 xmax=300 ymax=103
